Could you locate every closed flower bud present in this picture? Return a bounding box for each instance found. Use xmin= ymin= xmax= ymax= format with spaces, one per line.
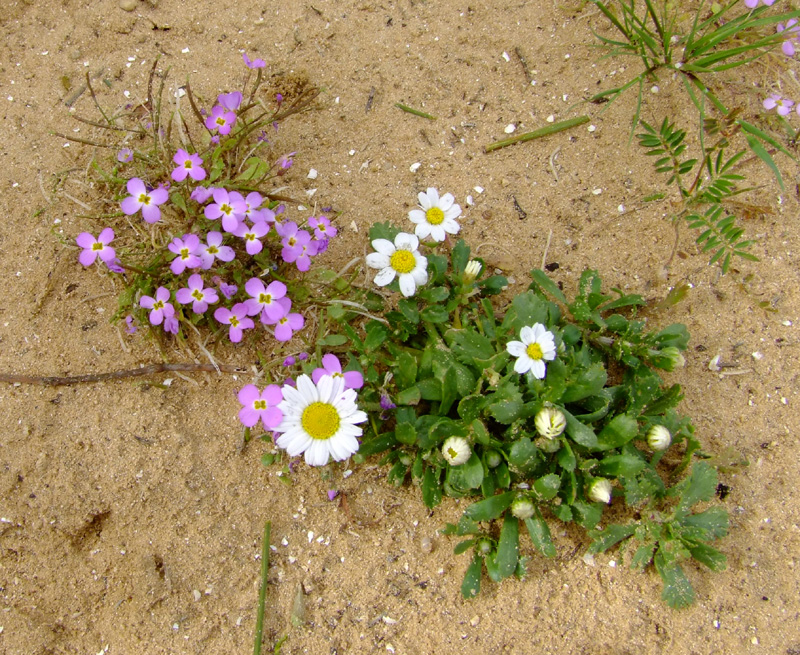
xmin=535 ymin=407 xmax=567 ymax=439
xmin=476 ymin=538 xmax=492 ymax=555
xmin=661 ymin=346 xmax=685 ymax=371
xmin=647 ymin=425 xmax=672 ymax=451
xmin=511 ymin=497 xmax=536 ymax=520
xmin=442 ymin=436 xmax=471 ymax=466
xmin=485 ymin=450 xmax=502 ymax=469
xmin=588 ymin=478 xmax=613 ymax=504
xmin=463 ymin=259 xmax=482 ymax=283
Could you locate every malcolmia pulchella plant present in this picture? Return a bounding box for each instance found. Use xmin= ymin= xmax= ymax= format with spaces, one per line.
xmin=67 ymin=54 xmax=727 ymax=609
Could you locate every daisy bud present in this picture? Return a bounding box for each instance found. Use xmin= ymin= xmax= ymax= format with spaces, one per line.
xmin=485 ymin=450 xmax=502 ymax=469
xmin=587 ymin=478 xmax=613 ymax=505
xmin=511 ymin=497 xmax=536 ymax=520
xmin=647 ymin=425 xmax=672 ymax=451
xmin=534 ymin=407 xmax=567 ymax=439
xmin=442 ymin=436 xmax=471 ymax=466
xmin=463 ymin=259 xmax=482 ymax=283
xmin=661 ymin=347 xmax=686 ymax=371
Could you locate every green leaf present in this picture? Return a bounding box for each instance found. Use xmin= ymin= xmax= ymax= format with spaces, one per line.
xmin=419 ymin=286 xmax=450 ymax=304
xmin=588 ymin=523 xmax=636 ymax=554
xmin=745 ymin=134 xmax=783 ymax=190
xmin=572 ymin=499 xmax=603 ymax=529
xmin=364 ymin=321 xmax=389 ymax=352
xmin=445 ymin=328 xmax=496 ymax=364
xmin=494 ymin=513 xmax=520 ymax=579
xmin=397 ymin=298 xmax=420 ymax=324
xmin=507 ymin=438 xmax=542 ymax=476
xmin=524 ymin=511 xmax=557 ymax=558
xmin=597 ymin=453 xmax=646 ymax=478
xmin=358 ymin=432 xmax=397 ymax=456
xmin=561 ymin=408 xmax=599 ymax=449
xmin=557 ymin=441 xmax=577 ymax=471
xmin=420 ymin=305 xmax=450 ymax=323
xmin=317 ymin=334 xmax=348 ymax=347
xmin=562 ymin=362 xmax=608 ymax=404
xmin=394 ymin=352 xmax=418 ymax=389
xmin=457 ymin=395 xmax=485 ymax=422
xmin=680 ymin=506 xmax=729 ymax=541
xmin=631 ymin=542 xmax=658 ymax=571
xmin=446 ymin=453 xmax=484 ymax=491
xmin=422 ymin=465 xmax=443 ymax=508
xmin=533 ymin=473 xmax=561 ymax=501
xmin=503 ymin=291 xmax=551 ymax=334
xmin=595 ymin=414 xmax=639 ymax=451
xmin=464 ymin=491 xmax=515 ymax=522
xmin=685 ymin=542 xmax=727 ymax=572
xmin=417 ymin=377 xmax=442 ymax=401
xmin=368 ymin=221 xmax=400 ymax=242
xmin=676 ymin=461 xmax=717 ymax=514
xmin=396 ymin=385 xmax=421 ymax=406
xmin=451 ymin=239 xmax=471 ymax=275
xmin=395 ymin=422 xmax=417 ymax=446
xmin=461 ymin=554 xmax=483 ymax=599
xmin=528 ymin=269 xmax=567 ymax=303
xmin=454 ymin=538 xmax=477 ymax=555
xmin=655 ymin=549 xmax=696 ymax=609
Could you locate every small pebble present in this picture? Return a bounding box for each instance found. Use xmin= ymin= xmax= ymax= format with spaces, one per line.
xmin=119 ymin=0 xmax=137 ymax=10
xmin=504 ymin=124 xmax=516 ymax=134
xmin=409 ymin=162 xmax=421 ymax=173
xmin=307 ymin=168 xmax=318 ymax=179
xmin=193 ymin=589 xmax=201 ymax=602
xmin=420 ymin=536 xmax=432 ymax=553
xmin=546 ymin=115 xmax=555 ymax=123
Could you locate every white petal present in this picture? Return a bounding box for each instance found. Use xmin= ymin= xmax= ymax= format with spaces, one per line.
xmin=439 ymin=192 xmax=455 ymax=210
xmin=366 ymin=253 xmax=390 ymax=269
xmin=394 ymin=232 xmax=419 ymax=251
xmin=277 ymin=429 xmax=313 ymax=456
xmin=371 ymin=239 xmax=396 ymax=257
xmin=506 ymin=340 xmax=526 ymax=357
xmin=410 ymin=265 xmax=428 ymax=286
xmin=519 ymin=326 xmax=535 ymax=344
xmin=328 ymin=433 xmax=359 ymax=460
xmin=304 ymin=440 xmax=331 ymax=466
xmin=373 ymin=267 xmax=396 ymax=287
xmin=418 ymin=191 xmax=433 ymax=210
xmin=529 ymin=359 xmax=546 ymax=379
xmin=444 ymin=204 xmax=462 ymax=220
xmin=414 ymin=222 xmax=432 ymax=239
xmin=514 ymin=355 xmax=532 ymax=374
xmin=296 ymin=374 xmax=319 ymax=403
xmin=408 ymin=209 xmax=426 ymax=224
xmin=426 ymin=187 xmax=440 ymax=205
xmin=399 ymin=274 xmax=417 ymax=297
xmin=428 ymin=225 xmax=446 ymax=242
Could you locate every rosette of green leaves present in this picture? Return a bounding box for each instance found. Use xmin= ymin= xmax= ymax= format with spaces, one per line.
xmin=344 ymin=226 xmax=721 ymax=603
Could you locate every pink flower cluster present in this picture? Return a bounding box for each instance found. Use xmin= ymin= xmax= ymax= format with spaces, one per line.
xmin=763 ymin=93 xmax=798 ymax=116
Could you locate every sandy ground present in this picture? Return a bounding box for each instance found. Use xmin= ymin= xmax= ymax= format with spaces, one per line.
xmin=1 ymin=0 xmax=799 ymax=653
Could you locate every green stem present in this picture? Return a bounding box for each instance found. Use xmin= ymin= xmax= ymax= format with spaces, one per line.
xmin=253 ymin=520 xmax=272 ymax=655
xmin=394 ymin=103 xmax=436 ymax=120
xmin=484 ymin=116 xmax=590 ymax=153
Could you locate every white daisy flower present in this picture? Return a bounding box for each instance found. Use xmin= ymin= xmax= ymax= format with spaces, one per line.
xmin=506 ymin=323 xmax=557 ymax=378
xmin=441 ymin=436 xmax=471 ymax=466
xmin=408 ymin=187 xmax=462 ymax=242
xmin=646 ymin=425 xmax=672 ymax=451
xmin=275 ymin=374 xmax=368 ymax=466
xmin=366 ymin=232 xmax=428 ymax=297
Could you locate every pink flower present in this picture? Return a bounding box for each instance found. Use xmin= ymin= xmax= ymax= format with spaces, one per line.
xmin=176 ymin=274 xmax=219 ymax=314
xmin=262 ymin=297 xmax=303 ymax=341
xmin=204 ymin=188 xmax=247 ymax=233
xmin=778 ymin=19 xmax=800 ymax=57
xmin=172 ymin=149 xmax=206 ymax=182
xmin=205 ymin=105 xmax=236 ymax=135
xmin=244 ymin=278 xmax=287 ymax=322
xmin=140 ymin=287 xmax=174 ymax=326
xmin=199 ymin=231 xmax=235 ymax=269
xmin=233 ymin=220 xmax=269 ymax=255
xmin=120 ymin=178 xmax=169 ymax=223
xmin=308 ymin=215 xmax=338 ymax=240
xmin=238 ymin=384 xmax=283 ymax=430
xmin=76 ymin=228 xmax=116 ymax=266
xmin=763 ymin=93 xmax=794 ymax=116
xmin=311 ymin=354 xmax=364 ymax=390
xmin=117 ymin=148 xmax=133 ymax=163
xmin=168 ymin=234 xmax=202 ymax=274
xmin=243 ymin=52 xmax=266 ymax=69
xmin=214 ymin=303 xmax=254 ymax=343
xmin=217 ymin=91 xmax=243 ymax=111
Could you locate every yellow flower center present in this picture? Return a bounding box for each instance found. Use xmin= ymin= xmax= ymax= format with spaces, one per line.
xmin=207 ymin=245 xmax=219 ymax=254
xmin=216 ymin=117 xmax=226 ymax=126
xmin=180 ymin=248 xmax=190 ymax=259
xmin=230 ymin=316 xmax=240 ymax=328
xmin=446 ymin=446 xmax=459 ymax=459
xmin=184 ymin=160 xmax=193 ymax=169
xmin=425 ymin=206 xmax=445 ymax=225
xmin=253 ymin=399 xmax=267 ymax=410
xmin=259 ymin=293 xmax=272 ymax=304
xmin=91 ymin=243 xmax=104 ymax=251
xmin=526 ymin=342 xmax=544 ymax=360
xmin=301 ymin=402 xmax=340 ymax=440
xmin=138 ymin=193 xmax=150 ymax=204
xmin=220 ymin=203 xmax=232 ymax=215
xmin=191 ymin=289 xmax=204 ymax=301
xmin=153 ymin=300 xmax=164 ymax=311
xmin=390 ymin=249 xmax=416 ymax=274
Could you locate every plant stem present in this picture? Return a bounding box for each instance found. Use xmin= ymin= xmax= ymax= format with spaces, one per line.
xmin=484 ymin=116 xmax=590 ymax=153
xmin=253 ymin=520 xmax=272 ymax=655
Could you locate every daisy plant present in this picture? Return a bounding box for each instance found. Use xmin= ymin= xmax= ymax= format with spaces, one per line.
xmin=311 ymin=209 xmax=729 ymax=609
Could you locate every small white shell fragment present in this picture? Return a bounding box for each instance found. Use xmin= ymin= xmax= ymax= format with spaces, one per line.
xmin=174 ymin=87 xmax=186 ymax=98
xmin=307 ymin=531 xmax=314 ymax=543
xmin=782 ymin=320 xmax=792 ymax=326
xmin=343 ymin=469 xmax=353 ymax=478
xmin=349 ymin=221 xmax=358 ymax=232
xmin=504 ymin=124 xmax=516 ymax=134
xmin=307 ymin=168 xmax=318 ymax=179
xmin=502 ymin=51 xmax=510 ymax=62
xmin=181 ymin=47 xmax=190 ymax=54
xmin=473 ymin=185 xmax=484 ymax=194
xmin=651 ymin=85 xmax=659 ymax=93
xmin=592 ymin=188 xmax=602 ymax=195
xmin=752 ymin=351 xmax=764 ymax=360
xmin=281 ymin=537 xmax=289 ymax=546
xmin=618 ymin=204 xmax=625 ymax=213
xmin=305 ymin=188 xmax=317 ymax=198
xmin=588 ymin=124 xmax=596 ymax=132
xmin=409 ymin=162 xmax=421 ymax=172
xmin=348 ymin=149 xmax=356 ymax=156
xmin=382 ymin=616 xmax=399 ymax=625
xmin=546 ymin=115 xmax=555 ymax=123
xmin=466 ymin=195 xmax=475 ymax=206
xmin=708 ymin=355 xmax=722 ymax=372
xmin=193 ymin=590 xmax=202 ymax=602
